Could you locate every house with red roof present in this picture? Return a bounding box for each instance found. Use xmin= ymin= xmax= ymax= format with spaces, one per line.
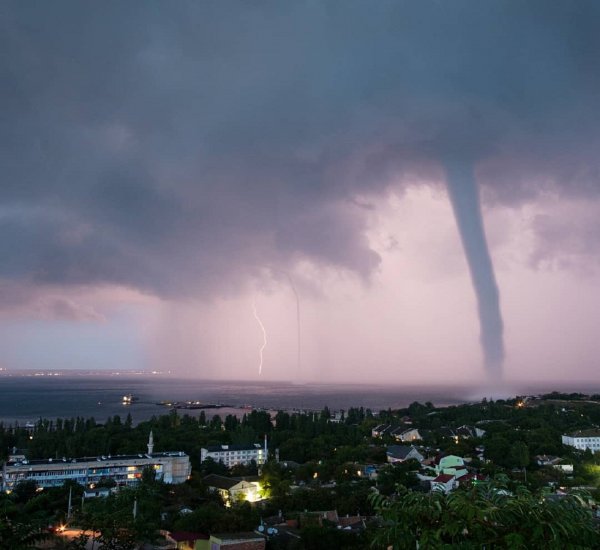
xmin=430 ymin=473 xmax=456 ymax=493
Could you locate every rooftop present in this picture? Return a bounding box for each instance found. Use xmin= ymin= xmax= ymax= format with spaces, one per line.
xmin=565 ymin=429 xmax=600 ymax=438
xmin=203 ymin=474 xmax=257 ymax=490
xmin=6 ymin=452 xmax=187 ymax=467
xmin=204 ymin=443 xmax=262 ymax=452
xmin=386 ymin=445 xmax=418 ymax=459
xmin=211 ymin=532 xmax=266 ymax=542
xmin=433 ymin=474 xmax=455 ymax=483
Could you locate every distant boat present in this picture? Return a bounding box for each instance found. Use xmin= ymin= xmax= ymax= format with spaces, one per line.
xmin=122 ymin=394 xmax=139 ymax=404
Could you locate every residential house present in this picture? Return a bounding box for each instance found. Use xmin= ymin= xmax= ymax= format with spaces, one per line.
xmin=456 ymin=425 xmax=486 ymax=438
xmin=430 ymin=474 xmax=456 ymax=494
xmin=203 ymin=474 xmax=262 ymax=505
xmin=535 ymin=455 xmax=574 ymax=474
xmin=440 ymin=425 xmax=486 ymax=441
xmin=83 ymin=488 xmax=114 ymax=499
xmin=386 ymin=445 xmax=424 ymax=464
xmin=536 ymin=455 xmax=562 ymax=467
xmin=392 ymin=427 xmax=422 ymax=443
xmin=433 ymin=455 xmax=468 ymax=477
xmin=371 ymin=424 xmax=393 ymax=438
xmin=372 ymin=423 xmax=421 ymax=441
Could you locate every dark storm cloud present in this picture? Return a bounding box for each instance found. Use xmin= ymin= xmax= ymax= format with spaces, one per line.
xmin=1 ymin=0 xmax=599 ymax=297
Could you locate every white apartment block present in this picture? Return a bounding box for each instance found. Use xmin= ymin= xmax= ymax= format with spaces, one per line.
xmin=2 ymin=451 xmax=191 ymax=492
xmin=201 ymin=443 xmax=267 ymax=467
xmin=562 ymin=429 xmax=600 ymax=453
xmin=1 ymin=431 xmax=191 ymax=492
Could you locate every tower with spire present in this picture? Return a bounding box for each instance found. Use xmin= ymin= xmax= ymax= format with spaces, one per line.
xmin=147 ymin=430 xmax=154 ymax=455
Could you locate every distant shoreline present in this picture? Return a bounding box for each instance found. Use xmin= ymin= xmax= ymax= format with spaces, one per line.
xmin=2 ymin=375 xmax=600 ymax=427
xmin=1 ymin=369 xmax=600 ymax=392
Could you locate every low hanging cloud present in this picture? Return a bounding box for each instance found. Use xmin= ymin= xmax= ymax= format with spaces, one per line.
xmin=36 ymin=297 xmax=105 ymax=322
xmin=1 ymin=0 xmax=599 ymax=303
xmin=0 ymin=281 xmax=105 ymax=321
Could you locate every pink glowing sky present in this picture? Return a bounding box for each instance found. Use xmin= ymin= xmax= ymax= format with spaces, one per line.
xmin=2 ymin=2 xmax=600 ymax=385
xmin=2 ymin=185 xmax=599 ymax=384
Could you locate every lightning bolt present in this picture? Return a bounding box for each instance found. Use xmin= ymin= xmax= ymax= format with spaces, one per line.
xmin=252 ymin=300 xmax=267 ymax=376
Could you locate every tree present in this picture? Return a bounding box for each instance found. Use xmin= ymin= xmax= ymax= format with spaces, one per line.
xmin=199 ymin=457 xmax=228 ymax=476
xmin=510 ymin=441 xmax=530 ymax=470
xmin=210 ymin=415 xmax=223 ymax=431
xmin=260 ymin=461 xmax=291 ymax=500
xmin=376 ymin=461 xmax=420 ymax=496
xmin=370 ymin=478 xmax=599 ymax=549
xmin=224 ymin=414 xmax=239 ymax=432
xmin=484 ymin=435 xmax=512 ymax=468
xmin=12 ymin=480 xmax=39 ymax=504
xmin=0 ymin=519 xmax=53 ymax=550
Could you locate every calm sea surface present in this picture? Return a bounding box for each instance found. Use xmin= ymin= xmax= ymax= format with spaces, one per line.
xmin=0 ymin=376 xmax=597 ymax=425
xmin=0 ymin=376 xmax=472 ymax=425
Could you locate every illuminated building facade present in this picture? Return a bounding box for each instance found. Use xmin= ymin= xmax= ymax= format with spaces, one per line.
xmin=1 ymin=432 xmax=191 ymax=491
xmin=203 ymin=474 xmax=263 ymax=505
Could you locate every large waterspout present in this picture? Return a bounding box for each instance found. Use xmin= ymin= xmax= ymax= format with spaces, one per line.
xmin=445 ymin=161 xmax=504 ymax=381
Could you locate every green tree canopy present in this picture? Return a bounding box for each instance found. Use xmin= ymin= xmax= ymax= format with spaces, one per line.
xmin=370 ymin=478 xmax=599 ymax=549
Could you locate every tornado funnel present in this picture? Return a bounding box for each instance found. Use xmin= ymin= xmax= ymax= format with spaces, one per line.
xmin=445 ymin=161 xmax=504 ymax=381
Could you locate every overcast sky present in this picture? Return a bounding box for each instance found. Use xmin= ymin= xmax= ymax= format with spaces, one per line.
xmin=1 ymin=1 xmax=600 ymax=385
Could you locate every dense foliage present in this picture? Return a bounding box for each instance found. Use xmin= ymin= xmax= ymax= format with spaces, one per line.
xmin=371 ymin=478 xmax=599 ymax=549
